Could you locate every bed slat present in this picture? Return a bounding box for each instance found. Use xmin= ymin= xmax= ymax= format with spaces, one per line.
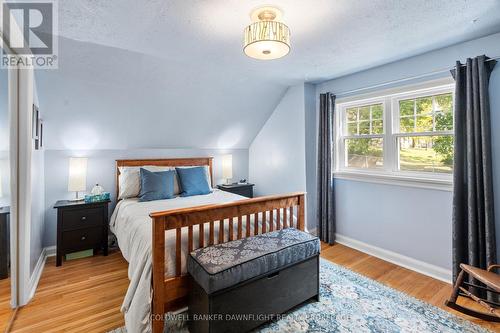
xmin=198 ymin=223 xmax=204 ymax=248
xmin=237 ymin=216 xmax=243 ymax=239
xmin=283 ymin=207 xmax=288 ymax=229
xmin=277 ymin=209 xmax=281 ymax=230
xmin=290 ymin=206 xmax=294 ymax=228
xmin=209 ymin=221 xmax=214 ymax=245
xmin=262 ymin=211 xmax=267 ymax=233
xmin=246 ymin=215 xmax=251 ymax=237
xmin=254 ymin=213 xmax=259 ymax=235
xmin=218 ymin=220 xmax=224 ymax=243
xmin=268 ymin=210 xmax=273 ymax=232
xmin=175 ymin=228 xmax=181 ymax=276
xmin=229 ymin=217 xmax=234 ymax=241
xmin=188 ymin=226 xmax=193 ymax=253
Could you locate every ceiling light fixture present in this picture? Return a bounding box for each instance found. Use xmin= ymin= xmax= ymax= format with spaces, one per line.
xmin=243 ymin=6 xmax=290 ymax=60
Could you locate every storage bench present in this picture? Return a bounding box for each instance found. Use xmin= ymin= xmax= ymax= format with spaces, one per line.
xmin=187 ymin=227 xmax=320 ymax=333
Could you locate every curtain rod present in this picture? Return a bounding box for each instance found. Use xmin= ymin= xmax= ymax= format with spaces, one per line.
xmin=333 ymin=55 xmax=499 ymax=98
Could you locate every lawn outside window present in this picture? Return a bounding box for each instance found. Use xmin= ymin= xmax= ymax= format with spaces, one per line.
xmin=334 ymin=82 xmax=454 ymax=191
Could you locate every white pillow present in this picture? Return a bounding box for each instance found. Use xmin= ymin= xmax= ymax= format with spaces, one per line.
xmin=118 ymin=166 xmax=175 ymax=200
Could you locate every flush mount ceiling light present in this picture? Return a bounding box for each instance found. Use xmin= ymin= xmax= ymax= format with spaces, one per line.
xmin=243 ymin=6 xmax=290 ymax=60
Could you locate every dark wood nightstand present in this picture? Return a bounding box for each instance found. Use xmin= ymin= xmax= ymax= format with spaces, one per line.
xmin=217 ymin=183 xmax=255 ymax=198
xmin=54 ymin=200 xmax=110 ymax=266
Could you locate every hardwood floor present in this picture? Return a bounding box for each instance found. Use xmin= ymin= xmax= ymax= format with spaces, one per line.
xmin=0 ymin=277 xmax=12 ymax=332
xmin=4 ymin=252 xmax=129 ymax=333
xmin=321 ymin=243 xmax=500 ymax=331
xmin=1 ymin=244 xmax=499 ymax=332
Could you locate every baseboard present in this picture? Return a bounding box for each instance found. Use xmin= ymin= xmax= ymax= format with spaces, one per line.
xmin=307 ymin=227 xmax=317 ymax=236
xmin=24 ymin=246 xmax=56 ymax=305
xmin=335 ymin=234 xmax=452 ymax=284
xmin=45 ymin=245 xmax=56 ymax=257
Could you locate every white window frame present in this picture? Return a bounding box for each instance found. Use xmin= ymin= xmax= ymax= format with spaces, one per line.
xmin=334 ymin=81 xmax=455 ymax=191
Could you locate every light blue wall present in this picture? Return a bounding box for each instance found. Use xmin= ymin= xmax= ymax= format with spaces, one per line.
xmin=249 ymin=83 xmax=317 ymax=230
xmin=43 ymin=148 xmax=248 ymax=247
xmin=304 ymin=84 xmax=318 ymax=231
xmin=0 ymin=70 xmax=9 ymax=207
xmin=316 ymin=32 xmax=500 ymax=270
xmin=490 ymin=57 xmax=500 ymax=262
xmin=36 ymin=36 xmax=287 ymax=151
xmin=249 ymin=84 xmax=306 ymax=196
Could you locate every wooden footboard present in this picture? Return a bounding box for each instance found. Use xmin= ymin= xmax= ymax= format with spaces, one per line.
xmin=149 ymin=192 xmax=306 ymax=333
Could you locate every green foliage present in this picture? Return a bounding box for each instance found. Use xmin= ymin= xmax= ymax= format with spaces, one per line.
xmin=347 ymin=138 xmax=383 ymax=157
xmin=433 ymin=136 xmax=453 ymax=165
xmin=433 ymin=94 xmax=453 ymax=165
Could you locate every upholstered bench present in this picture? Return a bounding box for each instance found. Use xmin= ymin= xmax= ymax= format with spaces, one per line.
xmin=187 ymin=227 xmax=320 ymax=333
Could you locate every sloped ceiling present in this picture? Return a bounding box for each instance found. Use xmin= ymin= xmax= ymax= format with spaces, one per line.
xmin=36 ymin=0 xmax=500 ymax=150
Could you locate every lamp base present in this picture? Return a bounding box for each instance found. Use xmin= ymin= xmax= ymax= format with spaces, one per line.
xmin=68 ymin=191 xmax=84 ymax=202
xmin=68 ymin=198 xmax=85 ymax=202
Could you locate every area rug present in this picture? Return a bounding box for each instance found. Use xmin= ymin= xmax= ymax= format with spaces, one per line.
xmin=109 ymin=259 xmax=490 ymax=333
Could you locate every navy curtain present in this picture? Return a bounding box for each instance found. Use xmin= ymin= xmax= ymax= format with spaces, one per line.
xmin=451 ymin=55 xmax=497 ymax=299
xmin=317 ymin=93 xmax=336 ymax=244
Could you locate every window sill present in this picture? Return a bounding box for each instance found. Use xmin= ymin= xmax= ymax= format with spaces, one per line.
xmin=333 ymin=170 xmax=452 ymax=192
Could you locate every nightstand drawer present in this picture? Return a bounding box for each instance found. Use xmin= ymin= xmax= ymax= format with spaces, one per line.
xmin=62 ymin=227 xmax=103 ymax=252
xmin=62 ymin=208 xmax=104 ymax=230
xmin=229 ymin=187 xmax=253 ymax=198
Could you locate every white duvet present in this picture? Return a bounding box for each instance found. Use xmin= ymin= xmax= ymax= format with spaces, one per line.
xmin=110 ymin=189 xmax=247 ymax=333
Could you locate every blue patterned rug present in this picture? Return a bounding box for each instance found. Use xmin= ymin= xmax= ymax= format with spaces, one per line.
xmin=109 ymin=259 xmax=490 ymax=333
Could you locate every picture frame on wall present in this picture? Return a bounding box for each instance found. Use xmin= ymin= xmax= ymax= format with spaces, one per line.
xmin=32 ymin=105 xmax=39 ymax=140
xmin=32 ymin=104 xmax=43 ymax=150
xmin=39 ymin=120 xmax=43 ymax=149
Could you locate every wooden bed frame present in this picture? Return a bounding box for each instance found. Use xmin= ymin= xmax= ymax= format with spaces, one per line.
xmin=116 ymin=158 xmax=306 ymax=333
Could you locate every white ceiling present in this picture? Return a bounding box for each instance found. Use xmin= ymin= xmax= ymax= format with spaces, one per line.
xmin=57 ymin=0 xmax=500 ymax=82
xmin=36 ymin=0 xmax=500 ymax=150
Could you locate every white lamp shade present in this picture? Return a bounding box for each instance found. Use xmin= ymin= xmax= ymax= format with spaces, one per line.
xmin=68 ymin=157 xmax=87 ymax=192
xmin=221 ymin=155 xmax=233 ymax=180
xmin=0 ymin=170 xmax=3 ymax=198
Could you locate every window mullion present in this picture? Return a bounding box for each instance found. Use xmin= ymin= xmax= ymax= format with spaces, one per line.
xmin=356 ymin=107 xmax=360 ymax=135
xmin=385 ymin=96 xmax=394 ymax=173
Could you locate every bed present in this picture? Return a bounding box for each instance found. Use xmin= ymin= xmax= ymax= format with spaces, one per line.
xmin=110 ymin=158 xmax=305 ymax=333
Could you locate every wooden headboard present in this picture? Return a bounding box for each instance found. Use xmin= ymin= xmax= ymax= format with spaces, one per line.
xmin=115 ymin=157 xmax=214 ymax=200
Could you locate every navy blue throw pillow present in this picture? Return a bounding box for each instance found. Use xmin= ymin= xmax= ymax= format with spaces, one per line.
xmin=138 ymin=168 xmax=175 ymax=202
xmin=175 ymin=167 xmax=212 ymax=197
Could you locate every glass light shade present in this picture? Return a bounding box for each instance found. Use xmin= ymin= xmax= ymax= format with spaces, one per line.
xmin=244 ymin=21 xmax=290 ymax=60
xmin=68 ymin=157 xmax=87 ymax=192
xmin=221 ymin=154 xmax=233 ymax=180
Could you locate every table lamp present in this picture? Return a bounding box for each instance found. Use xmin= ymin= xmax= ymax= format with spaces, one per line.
xmin=222 ymin=154 xmax=233 ymax=185
xmin=68 ymin=157 xmax=87 ymax=201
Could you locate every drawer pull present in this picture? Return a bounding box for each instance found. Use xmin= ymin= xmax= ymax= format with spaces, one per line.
xmin=81 ymin=236 xmax=86 ymax=241
xmin=267 ymin=271 xmax=279 ymax=279
xmin=81 ymin=216 xmax=87 ymax=221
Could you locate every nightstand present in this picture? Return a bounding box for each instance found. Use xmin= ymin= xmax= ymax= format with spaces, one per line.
xmin=54 ymin=200 xmax=110 ymax=266
xmin=217 ymin=183 xmax=255 ymax=198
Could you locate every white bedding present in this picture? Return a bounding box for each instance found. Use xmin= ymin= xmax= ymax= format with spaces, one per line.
xmin=110 ymin=189 xmax=247 ymax=333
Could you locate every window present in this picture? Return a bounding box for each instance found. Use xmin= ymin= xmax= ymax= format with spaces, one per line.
xmin=395 ymin=93 xmax=453 ymax=174
xmin=335 ymin=83 xmax=454 ymax=186
xmin=343 ymin=103 xmax=384 ymax=169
